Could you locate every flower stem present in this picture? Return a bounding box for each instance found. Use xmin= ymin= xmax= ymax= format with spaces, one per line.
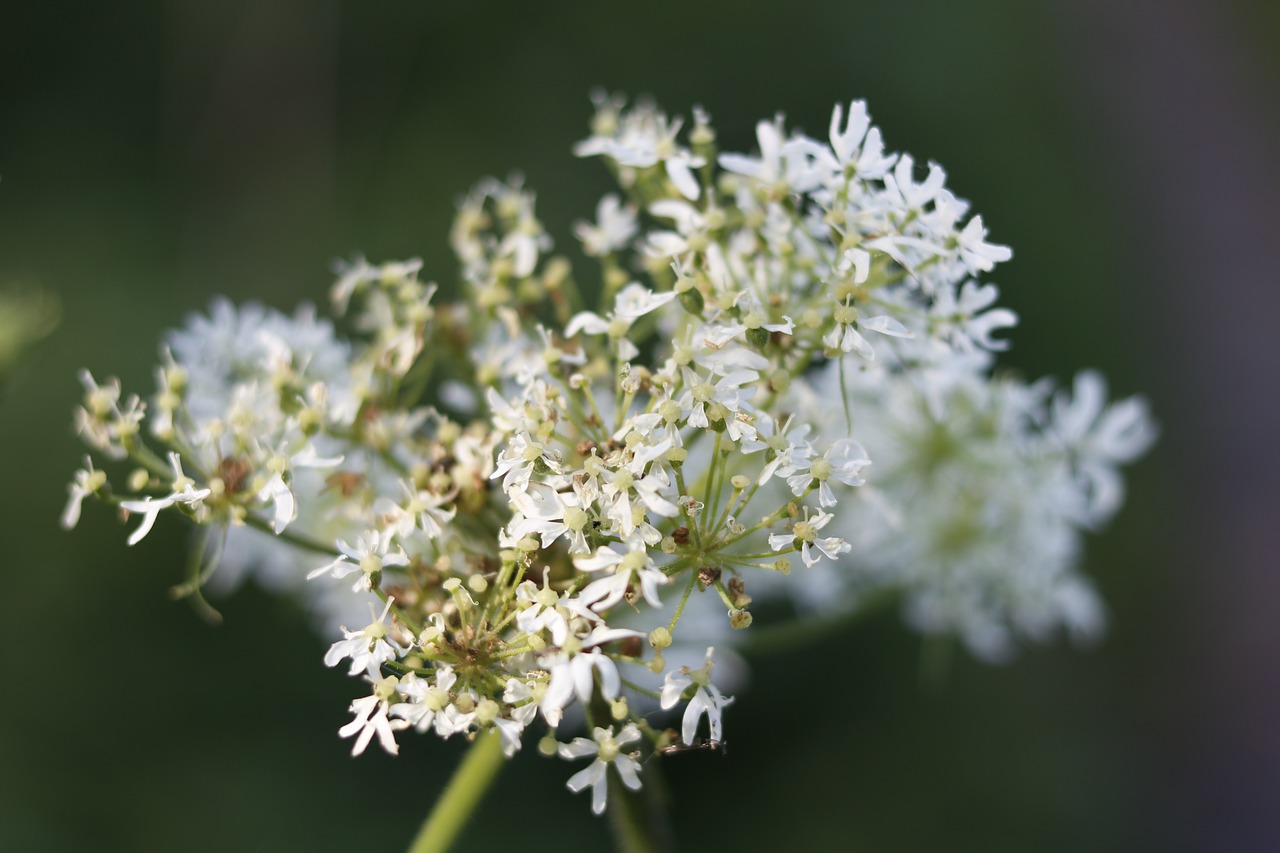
xmin=406 ymin=731 xmax=505 ymax=853
xmin=607 ymin=765 xmax=673 ymax=853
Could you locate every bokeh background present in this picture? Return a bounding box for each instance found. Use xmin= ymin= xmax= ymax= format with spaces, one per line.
xmin=2 ymin=1 xmax=1277 ymax=850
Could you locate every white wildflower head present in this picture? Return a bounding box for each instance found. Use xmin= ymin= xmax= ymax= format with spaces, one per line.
xmin=63 ymin=94 xmax=1152 ymax=819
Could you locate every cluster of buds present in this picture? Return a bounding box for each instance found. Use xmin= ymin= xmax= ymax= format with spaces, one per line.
xmin=64 ymin=95 xmax=1152 ymax=813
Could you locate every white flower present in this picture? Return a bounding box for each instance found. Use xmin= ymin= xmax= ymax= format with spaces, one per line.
xmin=719 ymin=115 xmax=826 ymax=194
xmin=575 ymin=544 xmax=668 ymax=611
xmin=645 ymin=199 xmax=712 ymax=258
xmin=323 ymin=599 xmax=410 ymax=678
xmin=660 ymin=647 xmax=733 ymax=746
xmin=307 ymin=529 xmax=410 ymax=592
xmin=823 ymin=299 xmax=912 ymax=361
xmin=492 ymin=717 xmax=528 ymax=758
xmin=821 ymin=100 xmax=897 ymax=180
xmin=1051 ymin=371 xmax=1156 ymax=525
xmin=599 ymin=447 xmax=678 ymax=538
xmin=255 ymin=473 xmax=295 ymax=534
xmin=537 ymin=623 xmax=646 ymax=724
xmin=679 ymin=366 xmax=758 ymax=442
xmin=330 ymin=256 xmax=424 ymax=314
xmin=510 ymin=483 xmax=592 ymax=555
xmin=768 ymin=507 xmax=851 ymax=568
xmin=118 ymin=453 xmax=211 ymax=545
xmin=574 ymin=194 xmax=638 ymax=257
xmin=558 ymin=724 xmax=644 ymax=815
xmin=252 ymin=437 xmax=346 ymax=534
xmin=74 ymin=369 xmax=129 ymax=458
xmin=783 ymin=438 xmax=871 ymax=507
xmin=164 ymin=298 xmax=354 ymax=427
xmin=575 ymin=100 xmax=706 ymax=200
xmin=380 ymin=479 xmax=457 ymax=541
xmin=61 ymin=458 xmax=106 ymax=530
xmin=742 ymin=415 xmax=811 ymax=486
xmin=928 ymin=281 xmax=1018 ymax=353
xmin=494 ymin=678 xmax=540 ymax=756
xmin=956 ymin=215 xmax=1012 ymax=274
xmin=566 ymin=283 xmax=677 ymax=361
xmin=514 ymin=574 xmax=585 ymax=646
xmin=883 ymin=154 xmax=948 ymax=211
xmin=497 ymin=202 xmax=548 ymax=279
xmin=491 ymin=432 xmax=562 ymax=494
xmin=339 ymin=676 xmax=409 ymax=756
xmin=390 ymin=666 xmax=475 ymax=736
xmin=540 ymin=647 xmax=622 ymax=726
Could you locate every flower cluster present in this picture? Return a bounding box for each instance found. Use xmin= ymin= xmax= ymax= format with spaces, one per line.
xmin=64 ymin=95 xmax=1153 ymax=814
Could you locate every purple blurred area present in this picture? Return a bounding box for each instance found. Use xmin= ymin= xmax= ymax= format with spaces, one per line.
xmin=1056 ymin=1 xmax=1280 ymax=848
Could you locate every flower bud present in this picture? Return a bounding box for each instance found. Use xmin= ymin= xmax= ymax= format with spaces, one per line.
xmin=476 ymin=698 xmax=500 ymax=725
xmin=678 ymin=287 xmax=705 ymax=315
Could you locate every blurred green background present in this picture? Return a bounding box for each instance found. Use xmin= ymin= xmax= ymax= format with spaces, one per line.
xmin=3 ymin=1 xmax=1278 ymax=851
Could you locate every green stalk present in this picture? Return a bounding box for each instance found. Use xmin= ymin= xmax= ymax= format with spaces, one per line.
xmin=708 ymin=433 xmax=725 ymax=525
xmin=606 ymin=766 xmax=671 ymax=853
xmin=406 ymin=731 xmax=506 ymax=853
xmin=666 ymin=570 xmax=699 ymax=634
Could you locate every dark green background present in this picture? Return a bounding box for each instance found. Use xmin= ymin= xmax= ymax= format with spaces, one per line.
xmin=3 ymin=2 xmax=1277 ymax=851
